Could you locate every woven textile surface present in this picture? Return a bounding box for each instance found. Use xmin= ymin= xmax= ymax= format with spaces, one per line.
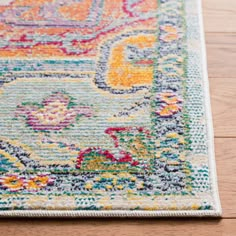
xmin=0 ymin=0 xmax=221 ymax=217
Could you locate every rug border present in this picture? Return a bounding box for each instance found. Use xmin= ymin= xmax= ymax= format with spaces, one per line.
xmin=197 ymin=0 xmax=222 ymax=217
xmin=0 ymin=0 xmax=222 ymax=218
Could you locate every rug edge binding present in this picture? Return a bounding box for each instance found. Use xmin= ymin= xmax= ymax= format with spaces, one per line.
xmin=0 ymin=209 xmax=222 ymax=217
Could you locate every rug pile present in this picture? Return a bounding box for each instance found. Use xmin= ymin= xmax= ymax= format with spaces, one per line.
xmin=0 ymin=0 xmax=221 ymax=217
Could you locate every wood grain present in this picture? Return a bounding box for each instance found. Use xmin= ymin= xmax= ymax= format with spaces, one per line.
xmin=203 ymin=0 xmax=236 ymax=33
xmin=210 ymin=77 xmax=236 ymax=137
xmin=0 ymin=218 xmax=235 ymax=236
xmin=202 ymin=0 xmax=236 ymax=137
xmin=206 ymin=34 xmax=236 ymax=79
xmin=215 ymin=138 xmax=236 ymax=218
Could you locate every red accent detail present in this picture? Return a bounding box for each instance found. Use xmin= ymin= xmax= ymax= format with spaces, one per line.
xmin=118 ymin=151 xmax=139 ymax=166
xmin=2 ymin=17 xmax=155 ymax=56
xmin=105 ymin=127 xmax=129 ymax=147
xmin=76 ymin=147 xmax=93 ymax=168
xmin=76 ymin=127 xmax=152 ymax=169
xmin=71 ymin=39 xmax=78 ymax=46
xmin=98 ymin=149 xmax=117 ymax=162
xmin=122 ymin=0 xmax=144 ymax=17
xmin=118 ymin=150 xmax=132 ymax=163
xmin=135 ymin=59 xmax=154 ymax=65
xmin=65 ymin=18 xmax=153 ymax=45
xmin=131 ymin=161 xmax=139 ymax=166
xmin=105 ymin=127 xmax=151 ymax=147
xmin=34 ymin=41 xmax=62 ymax=47
xmin=10 ymin=34 xmax=33 ymax=43
xmin=76 ymin=147 xmax=139 ymax=169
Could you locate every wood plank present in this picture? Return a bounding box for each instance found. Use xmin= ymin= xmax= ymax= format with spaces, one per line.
xmin=0 ymin=218 xmax=235 ymax=236
xmin=203 ymin=0 xmax=236 ymax=33
xmin=210 ymin=77 xmax=236 ymax=137
xmin=215 ymin=138 xmax=236 ymax=218
xmin=206 ymin=33 xmax=236 ymax=79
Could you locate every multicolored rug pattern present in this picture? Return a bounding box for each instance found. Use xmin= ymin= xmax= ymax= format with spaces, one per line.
xmin=0 ymin=0 xmax=220 ymax=216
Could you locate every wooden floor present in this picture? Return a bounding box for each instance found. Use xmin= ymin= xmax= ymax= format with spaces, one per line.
xmin=0 ymin=0 xmax=235 ymax=235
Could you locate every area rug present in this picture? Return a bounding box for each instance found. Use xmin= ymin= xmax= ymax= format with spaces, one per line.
xmin=0 ymin=0 xmax=221 ymax=217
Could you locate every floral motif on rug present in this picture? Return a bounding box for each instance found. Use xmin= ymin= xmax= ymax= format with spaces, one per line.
xmin=0 ymin=0 xmax=221 ymax=216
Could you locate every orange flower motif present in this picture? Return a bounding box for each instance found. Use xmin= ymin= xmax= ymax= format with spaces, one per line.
xmin=0 ymin=174 xmax=24 ymax=192
xmin=26 ymin=175 xmax=54 ymax=190
xmin=160 ymin=25 xmax=178 ymax=42
xmin=0 ymin=174 xmax=54 ymax=192
xmin=157 ymin=104 xmax=181 ymax=117
xmin=160 ymin=92 xmax=182 ymax=104
xmin=156 ymin=92 xmax=182 ymax=117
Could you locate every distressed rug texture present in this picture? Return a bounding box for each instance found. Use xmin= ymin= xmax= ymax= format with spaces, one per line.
xmin=0 ymin=0 xmax=221 ymax=217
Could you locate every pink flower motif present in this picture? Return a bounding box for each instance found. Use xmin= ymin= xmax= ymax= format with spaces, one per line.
xmin=15 ymin=92 xmax=93 ymax=131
